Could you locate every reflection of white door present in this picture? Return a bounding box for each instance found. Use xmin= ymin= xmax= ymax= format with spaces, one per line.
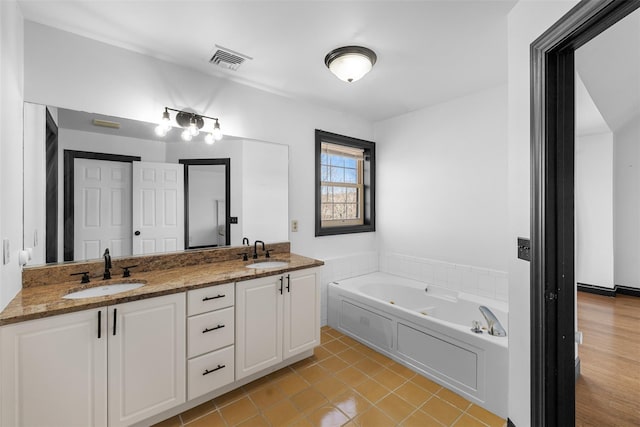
xmin=74 ymin=158 xmax=132 ymax=260
xmin=132 ymin=162 xmax=184 ymax=255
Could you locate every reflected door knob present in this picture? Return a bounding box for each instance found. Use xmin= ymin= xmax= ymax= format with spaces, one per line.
xmin=134 ymin=231 xmax=141 ymax=236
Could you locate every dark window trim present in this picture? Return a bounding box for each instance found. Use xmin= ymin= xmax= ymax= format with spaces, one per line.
xmin=45 ymin=108 xmax=58 ymax=263
xmin=530 ymin=1 xmax=639 ymax=426
xmin=179 ymin=158 xmax=231 ymax=249
xmin=315 ymin=129 xmax=375 ymax=237
xmin=63 ymin=150 xmax=141 ymax=262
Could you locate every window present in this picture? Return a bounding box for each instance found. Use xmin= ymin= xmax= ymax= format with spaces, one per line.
xmin=315 ymin=129 xmax=375 ymax=236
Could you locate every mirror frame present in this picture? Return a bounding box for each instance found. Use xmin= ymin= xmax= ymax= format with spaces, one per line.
xmin=62 ymin=150 xmax=141 ymax=262
xmin=179 ymin=158 xmax=231 ymax=249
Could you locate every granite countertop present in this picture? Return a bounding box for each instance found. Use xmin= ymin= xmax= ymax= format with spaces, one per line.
xmin=0 ymin=253 xmax=323 ymax=326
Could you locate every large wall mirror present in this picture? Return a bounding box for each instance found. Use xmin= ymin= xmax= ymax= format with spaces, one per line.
xmin=23 ymin=103 xmax=289 ymax=266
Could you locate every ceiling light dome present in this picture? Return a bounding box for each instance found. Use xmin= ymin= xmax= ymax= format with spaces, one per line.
xmin=324 ymin=46 xmax=377 ymax=83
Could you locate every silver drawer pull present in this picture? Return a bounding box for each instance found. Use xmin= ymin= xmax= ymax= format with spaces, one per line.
xmin=203 ymin=364 xmax=225 ymax=376
xmin=202 ymin=324 xmax=225 ymax=334
xmin=202 ymin=294 xmax=225 ymax=302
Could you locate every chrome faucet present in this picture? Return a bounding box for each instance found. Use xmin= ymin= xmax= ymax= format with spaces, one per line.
xmin=253 ymin=240 xmax=265 ymax=259
xmin=479 ymin=306 xmax=507 ymax=337
xmin=103 ymin=248 xmax=112 ymax=280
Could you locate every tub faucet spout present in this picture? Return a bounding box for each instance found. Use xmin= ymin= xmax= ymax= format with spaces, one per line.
xmin=479 ymin=306 xmax=507 ymax=337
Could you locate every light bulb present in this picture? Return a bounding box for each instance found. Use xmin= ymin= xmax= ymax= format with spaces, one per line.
xmin=155 ymin=125 xmax=167 ymax=137
xmin=181 ymin=129 xmax=193 ymax=141
xmin=189 ymin=116 xmax=199 ymax=136
xmin=212 ymin=120 xmax=223 ymax=141
xmin=161 ymin=108 xmax=171 ymax=131
xmin=205 ymin=133 xmax=215 ymax=145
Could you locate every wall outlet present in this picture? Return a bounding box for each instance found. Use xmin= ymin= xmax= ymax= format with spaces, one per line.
xmin=291 ymin=220 xmax=299 ymax=232
xmin=517 ymin=237 xmax=531 ymax=261
xmin=2 ymin=239 xmax=10 ymax=265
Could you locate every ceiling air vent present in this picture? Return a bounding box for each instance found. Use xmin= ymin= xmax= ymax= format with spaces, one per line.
xmin=209 ymin=45 xmax=252 ymax=71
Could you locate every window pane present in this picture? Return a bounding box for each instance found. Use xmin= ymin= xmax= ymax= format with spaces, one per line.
xmin=321 ymin=204 xmax=333 ymax=220
xmin=346 ymin=188 xmax=358 ymax=203
xmin=330 ymin=166 xmax=345 ymax=182
xmin=333 ymin=203 xmax=345 ymax=219
xmin=329 ymin=154 xmax=344 ymax=167
xmin=321 ymin=153 xmax=329 ymax=165
xmin=346 ymin=203 xmax=358 ymax=218
xmin=345 ymin=168 xmax=357 ymax=184
xmin=333 ymin=187 xmax=346 ymax=202
xmin=321 ymin=165 xmax=329 ymax=181
xmin=344 ymin=158 xmax=357 ymax=169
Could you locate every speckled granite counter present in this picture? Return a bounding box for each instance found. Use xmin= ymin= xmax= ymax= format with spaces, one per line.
xmin=0 ymin=251 xmax=323 ymax=326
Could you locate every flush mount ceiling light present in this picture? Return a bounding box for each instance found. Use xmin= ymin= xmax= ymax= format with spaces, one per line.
xmin=324 ymin=46 xmax=377 ymax=83
xmin=155 ymin=107 xmax=223 ymax=144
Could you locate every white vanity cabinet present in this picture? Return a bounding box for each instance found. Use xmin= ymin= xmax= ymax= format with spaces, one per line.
xmin=235 ymin=268 xmax=320 ymax=380
xmin=186 ymin=283 xmax=235 ymax=400
xmin=0 ymin=293 xmax=185 ymax=427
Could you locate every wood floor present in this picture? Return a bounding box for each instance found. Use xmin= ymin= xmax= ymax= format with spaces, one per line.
xmin=575 ymin=292 xmax=640 ymax=426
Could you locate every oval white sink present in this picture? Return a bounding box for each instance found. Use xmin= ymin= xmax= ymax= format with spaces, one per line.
xmin=245 ymin=261 xmax=289 ymax=269
xmin=63 ymin=283 xmax=145 ymax=299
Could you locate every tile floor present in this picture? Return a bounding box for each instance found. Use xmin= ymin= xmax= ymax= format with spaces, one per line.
xmin=153 ymin=326 xmax=506 ymax=427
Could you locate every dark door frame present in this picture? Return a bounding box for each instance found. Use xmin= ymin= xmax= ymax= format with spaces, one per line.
xmin=62 ymin=150 xmax=141 ymax=261
xmin=179 ymin=158 xmax=231 ymax=249
xmin=45 ymin=108 xmax=58 ymax=263
xmin=530 ymin=1 xmax=640 ymax=425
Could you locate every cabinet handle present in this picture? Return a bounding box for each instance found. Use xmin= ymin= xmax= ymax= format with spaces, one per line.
xmin=98 ymin=310 xmax=102 ymax=339
xmin=202 ymin=294 xmax=225 ymax=302
xmin=113 ymin=308 xmax=117 ymax=336
xmin=286 ymin=274 xmax=291 ymax=293
xmin=202 ymin=324 xmax=225 ymax=334
xmin=279 ymin=277 xmax=283 ymax=295
xmin=203 ymin=364 xmax=226 ymax=376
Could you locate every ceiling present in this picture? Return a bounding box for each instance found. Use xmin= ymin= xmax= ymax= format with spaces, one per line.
xmin=17 ymin=1 xmax=515 ymax=122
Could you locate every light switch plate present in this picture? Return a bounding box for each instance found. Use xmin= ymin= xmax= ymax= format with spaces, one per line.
xmin=517 ymin=237 xmax=531 ymax=261
xmin=291 ymin=220 xmax=299 ymax=232
xmin=2 ymin=239 xmax=9 ymax=265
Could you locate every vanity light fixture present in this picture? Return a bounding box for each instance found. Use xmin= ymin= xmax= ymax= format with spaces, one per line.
xmin=155 ymin=107 xmax=223 ymax=143
xmin=324 ymin=46 xmax=377 ymax=83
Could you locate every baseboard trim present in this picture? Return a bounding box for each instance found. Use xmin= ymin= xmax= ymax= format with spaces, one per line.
xmin=507 ymin=418 xmax=516 ymax=427
xmin=577 ymin=282 xmax=640 ymax=297
xmin=575 ymin=356 xmax=581 ymax=381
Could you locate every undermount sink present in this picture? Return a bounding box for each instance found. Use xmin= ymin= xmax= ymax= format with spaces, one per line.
xmin=245 ymin=261 xmax=289 ymax=269
xmin=63 ymin=283 xmax=145 ymax=299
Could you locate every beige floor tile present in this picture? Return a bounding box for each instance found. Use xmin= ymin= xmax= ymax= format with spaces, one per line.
xmin=437 ymin=388 xmax=471 ymax=411
xmin=453 ymin=413 xmax=487 ymax=427
xmin=394 ymin=381 xmax=434 ymax=408
xmin=290 ymin=418 xmax=315 ymax=427
xmin=338 ymin=335 xmax=360 ymax=347
xmin=321 ymin=332 xmax=336 ymax=344
xmin=336 ymin=348 xmax=366 ymax=364
xmin=323 ymin=339 xmax=350 ymax=354
xmin=388 ymin=362 xmax=417 ymax=379
xmin=466 ymin=404 xmax=506 ymax=427
xmin=350 ymin=342 xmax=372 ymax=354
xmin=291 ymin=357 xmax=319 ymax=371
xmin=368 ymin=351 xmax=395 ymax=367
xmin=354 ymin=378 xmax=390 ymax=403
xmin=263 ymin=399 xmax=303 ymax=426
xmin=298 ymin=364 xmax=329 ymax=384
xmin=249 ymin=383 xmax=286 ymax=409
xmin=318 ymin=355 xmax=350 ymax=372
xmin=373 ymin=368 xmax=407 ymax=391
xmin=421 ymin=397 xmax=463 ymax=426
xmin=185 ymin=410 xmax=226 ymax=427
xmin=306 ymin=405 xmax=350 ymax=427
xmin=352 ymin=406 xmax=396 ymax=426
xmin=213 ymin=386 xmax=246 ymax=409
xmin=400 ymin=409 xmax=443 ymax=427
xmin=334 ymin=366 xmax=368 ymax=386
xmin=219 ymin=396 xmax=258 ymax=426
xmin=331 ymin=390 xmax=371 ymax=419
xmin=277 ymin=372 xmax=310 ymax=396
xmin=313 ymin=375 xmax=348 ymax=400
xmin=324 ymin=328 xmax=344 ymax=338
xmin=235 ymin=414 xmax=271 ymax=427
xmin=150 ymin=415 xmax=181 ymax=427
xmin=354 ymin=357 xmax=384 ymax=375
xmin=268 ymin=366 xmax=293 ymax=381
xmin=411 ymin=375 xmax=443 ymax=394
xmin=314 ymin=345 xmax=333 ymax=361
xmin=180 ymin=401 xmax=216 ymax=424
xmin=376 ymin=393 xmax=415 ymax=423
xmin=291 ymin=387 xmax=329 ymax=413
xmin=242 ymin=375 xmax=271 ymax=393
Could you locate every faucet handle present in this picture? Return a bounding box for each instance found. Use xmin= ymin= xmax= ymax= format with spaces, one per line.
xmin=265 ymin=249 xmax=271 ymax=258
xmin=121 ymin=265 xmax=138 ymax=278
xmin=240 ymin=253 xmax=248 ymax=261
xmin=71 ymin=271 xmax=90 ymax=284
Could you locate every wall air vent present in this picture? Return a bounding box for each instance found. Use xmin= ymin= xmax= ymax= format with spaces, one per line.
xmin=92 ymin=119 xmax=120 ymax=129
xmin=209 ymin=44 xmax=252 ymax=71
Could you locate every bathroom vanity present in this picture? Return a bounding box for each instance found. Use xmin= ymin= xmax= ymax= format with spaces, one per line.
xmin=0 ymin=245 xmax=322 ymax=427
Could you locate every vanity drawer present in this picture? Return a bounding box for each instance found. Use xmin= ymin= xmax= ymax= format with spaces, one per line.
xmin=188 ymin=307 xmax=234 ymax=358
xmin=188 ymin=346 xmax=235 ymax=400
xmin=188 ymin=282 xmax=234 ymax=315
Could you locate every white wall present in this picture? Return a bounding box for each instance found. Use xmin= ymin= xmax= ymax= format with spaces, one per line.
xmin=374 ymin=85 xmax=508 ymax=272
xmin=0 ymin=0 xmax=24 ymax=311
xmin=614 ymin=119 xmax=640 ymax=289
xmin=23 ymin=22 xmax=376 ymax=262
xmin=507 ymin=2 xmax=579 ymax=425
xmin=575 ymin=132 xmax=614 ymax=288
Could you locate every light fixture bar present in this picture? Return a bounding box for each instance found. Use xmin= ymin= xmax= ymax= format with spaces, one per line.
xmin=164 ymin=107 xmax=219 ymax=123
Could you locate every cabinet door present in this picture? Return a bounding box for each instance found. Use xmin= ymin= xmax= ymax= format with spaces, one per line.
xmin=1 ymin=309 xmax=107 ymax=427
xmin=283 ymin=269 xmax=320 ymax=359
xmin=108 ymin=293 xmax=186 ymax=427
xmin=235 ymin=276 xmax=283 ymax=380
